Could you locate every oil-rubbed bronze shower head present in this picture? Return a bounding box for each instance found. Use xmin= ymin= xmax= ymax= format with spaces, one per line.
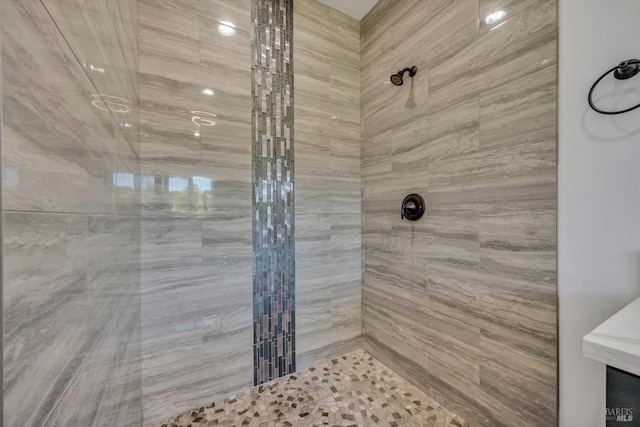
xmin=390 ymin=66 xmax=417 ymax=86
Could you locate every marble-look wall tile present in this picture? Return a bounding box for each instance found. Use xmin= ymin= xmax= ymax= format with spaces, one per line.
xmin=3 ymin=212 xmax=142 ymax=427
xmin=479 ymin=209 xmax=556 ymax=281
xmin=293 ymin=0 xmax=362 ymax=370
xmin=1 ymin=0 xmax=130 ymax=215
xmin=392 ymin=209 xmax=481 ymax=265
xmin=361 ymin=0 xmax=557 ymax=425
xmin=140 ymin=0 xmax=200 ymax=66
xmin=3 ymin=213 xmax=88 ymax=426
xmin=479 ymin=65 xmax=556 ymax=150
xmin=428 ymin=0 xmax=556 ymax=111
xmin=44 ymin=215 xmax=142 ymax=427
xmin=200 ymin=18 xmax=251 ymax=72
xmin=478 ymin=333 xmax=556 ymax=426
xmin=41 ymin=0 xmax=140 ymax=154
xmin=138 ymin=0 xmax=254 ymax=421
xmin=478 ymin=0 xmax=543 ymax=34
xmin=2 ymin=1 xmax=142 ymax=426
xmin=141 ymin=261 xmax=252 ymax=423
xmin=139 ymin=161 xmax=253 ymax=424
xmin=391 ymin=99 xmax=480 ymax=171
xmin=427 ymin=141 xmax=556 ymax=211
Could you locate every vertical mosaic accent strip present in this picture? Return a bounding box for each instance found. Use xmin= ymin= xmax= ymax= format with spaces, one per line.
xmin=251 ymin=0 xmax=295 ymax=385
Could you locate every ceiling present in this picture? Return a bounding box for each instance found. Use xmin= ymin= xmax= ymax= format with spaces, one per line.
xmin=316 ymin=0 xmax=380 ymax=20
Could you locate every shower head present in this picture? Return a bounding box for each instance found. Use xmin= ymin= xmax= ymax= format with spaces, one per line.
xmin=390 ymin=66 xmax=417 ymax=86
xmin=390 ymin=74 xmax=403 ymax=86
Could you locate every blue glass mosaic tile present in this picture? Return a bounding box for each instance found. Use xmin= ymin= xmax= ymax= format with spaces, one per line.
xmin=251 ymin=0 xmax=295 ymax=385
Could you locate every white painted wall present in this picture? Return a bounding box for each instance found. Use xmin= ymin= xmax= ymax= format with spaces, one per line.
xmin=316 ymin=0 xmax=379 ymax=20
xmin=559 ymin=1 xmax=640 ymax=426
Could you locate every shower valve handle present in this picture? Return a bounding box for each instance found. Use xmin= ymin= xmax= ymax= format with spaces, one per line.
xmin=401 ymin=194 xmax=425 ymax=221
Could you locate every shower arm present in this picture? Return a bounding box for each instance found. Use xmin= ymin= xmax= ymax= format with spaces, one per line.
xmin=399 ymin=67 xmax=416 ymax=77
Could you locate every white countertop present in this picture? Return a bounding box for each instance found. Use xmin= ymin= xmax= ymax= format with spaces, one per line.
xmin=583 ymin=297 xmax=640 ymax=376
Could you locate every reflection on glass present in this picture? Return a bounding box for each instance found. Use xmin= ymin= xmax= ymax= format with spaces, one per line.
xmin=92 ymin=94 xmax=131 ymax=114
xmin=193 ymin=176 xmax=212 ymax=192
xmin=112 ymin=172 xmax=139 ymax=209
xmin=141 ymin=174 xmax=214 ymax=212
xmin=191 ymin=111 xmax=217 ymax=127
xmin=168 ymin=177 xmax=189 ymax=192
xmin=113 ymin=172 xmax=136 ymax=188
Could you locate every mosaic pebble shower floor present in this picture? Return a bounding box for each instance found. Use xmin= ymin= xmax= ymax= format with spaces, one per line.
xmin=152 ymin=349 xmax=469 ymax=427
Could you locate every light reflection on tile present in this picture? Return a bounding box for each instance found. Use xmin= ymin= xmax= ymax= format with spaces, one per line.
xmin=41 ymin=0 xmax=141 ymax=155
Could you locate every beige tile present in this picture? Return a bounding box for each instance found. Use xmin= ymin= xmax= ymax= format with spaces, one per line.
xmin=139 ymin=101 xmax=201 ymax=164
xmin=427 ymin=141 xmax=556 ymax=211
xmin=361 ymin=0 xmax=431 ymax=68
xmin=479 ymin=334 xmax=557 ymax=426
xmin=201 ymin=119 xmax=251 ymax=170
xmin=428 ymin=0 xmax=556 ymax=111
xmin=139 ymin=0 xmax=200 ymax=67
xmin=138 ymin=69 xmax=250 ymax=164
xmin=41 ymin=0 xmax=140 ymax=154
xmin=391 ymin=98 xmax=480 ymax=170
xmin=200 ymin=18 xmax=251 ymax=72
xmin=3 ymin=213 xmax=88 ymax=426
xmin=479 ymin=0 xmax=545 ymax=34
xmin=2 ymin=2 xmax=143 ymax=426
xmin=480 ymin=64 xmax=557 ymax=150
xmin=293 ymin=0 xmax=362 ymax=373
xmin=1 ymin=1 xmax=136 ymax=214
xmin=479 ymin=209 xmax=556 ymax=282
xmin=141 ymin=260 xmax=252 ymax=424
xmin=138 ymin=0 xmax=255 ymax=403
xmin=413 ymin=0 xmax=480 ymax=68
xmin=392 ymin=209 xmax=481 ymax=265
xmin=423 ymin=310 xmax=481 ymax=391
xmin=361 ymin=2 xmax=557 ymax=425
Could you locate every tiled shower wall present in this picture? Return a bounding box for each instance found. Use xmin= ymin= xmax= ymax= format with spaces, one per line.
xmin=1 ymin=0 xmax=359 ymax=423
xmin=139 ymin=0 xmax=361 ymax=423
xmin=2 ymin=0 xmax=142 ymax=426
xmin=138 ymin=0 xmax=254 ymax=422
xmin=294 ymin=0 xmax=362 ymax=370
xmin=360 ymin=0 xmax=557 ymax=426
